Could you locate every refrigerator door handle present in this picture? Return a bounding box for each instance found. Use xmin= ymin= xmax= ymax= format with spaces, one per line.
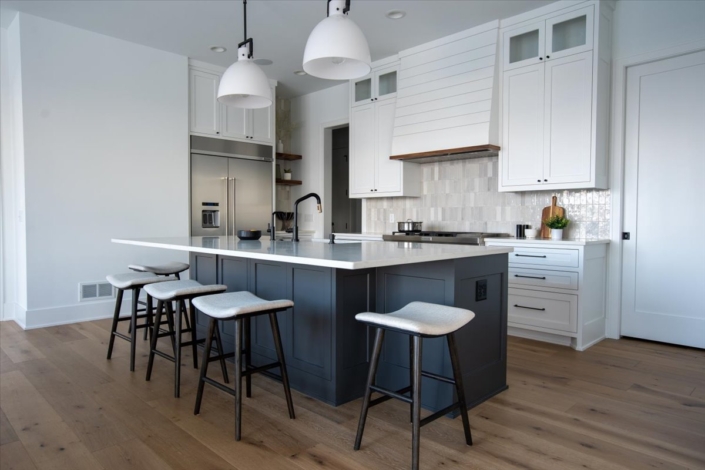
xmin=231 ymin=177 xmax=236 ymax=236
xmin=223 ymin=177 xmax=229 ymax=237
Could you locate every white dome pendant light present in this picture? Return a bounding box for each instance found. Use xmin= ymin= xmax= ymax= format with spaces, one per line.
xmin=218 ymin=0 xmax=272 ymax=109
xmin=303 ymin=0 xmax=371 ymax=80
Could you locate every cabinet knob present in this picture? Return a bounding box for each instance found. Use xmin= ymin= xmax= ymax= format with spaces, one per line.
xmin=546 ymin=55 xmax=550 ymax=59
xmin=216 ymin=131 xmax=220 ymax=134
xmin=539 ymin=57 xmax=543 ymax=60
xmin=537 ymin=180 xmax=541 ymax=183
xmin=544 ymin=179 xmax=548 ymax=182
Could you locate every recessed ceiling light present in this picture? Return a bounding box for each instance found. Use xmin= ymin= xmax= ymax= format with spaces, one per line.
xmin=294 ymin=70 xmax=307 ymax=76
xmin=210 ymin=46 xmax=227 ymax=53
xmin=253 ymin=58 xmax=273 ymax=66
xmin=386 ymin=10 xmax=406 ymax=20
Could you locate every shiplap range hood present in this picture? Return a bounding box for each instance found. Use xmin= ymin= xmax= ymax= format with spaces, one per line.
xmin=391 ymin=21 xmax=501 ymax=164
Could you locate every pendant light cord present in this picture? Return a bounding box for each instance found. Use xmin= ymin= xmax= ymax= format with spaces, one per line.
xmin=238 ymin=0 xmax=253 ymax=58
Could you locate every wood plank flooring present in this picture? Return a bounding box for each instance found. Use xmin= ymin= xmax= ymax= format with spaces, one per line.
xmin=0 ymin=319 xmax=703 ymax=470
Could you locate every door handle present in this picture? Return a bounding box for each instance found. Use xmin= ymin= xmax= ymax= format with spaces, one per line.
xmin=515 ymin=254 xmax=547 ymax=258
xmin=514 ymin=305 xmax=546 ymax=311
xmin=514 ymin=275 xmax=547 ymax=280
xmin=223 ymin=177 xmax=229 ymax=236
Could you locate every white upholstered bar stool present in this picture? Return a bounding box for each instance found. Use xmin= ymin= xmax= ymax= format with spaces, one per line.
xmin=129 ymin=262 xmax=190 ymax=338
xmin=353 ymin=302 xmax=475 ymax=470
xmin=106 ymin=272 xmax=170 ymax=372
xmin=192 ymin=291 xmax=296 ymax=441
xmin=144 ymin=280 xmax=229 ymax=398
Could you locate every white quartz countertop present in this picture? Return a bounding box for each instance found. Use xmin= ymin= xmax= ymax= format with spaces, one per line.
xmin=112 ymin=236 xmax=513 ymax=270
xmin=485 ymin=237 xmax=609 ymax=246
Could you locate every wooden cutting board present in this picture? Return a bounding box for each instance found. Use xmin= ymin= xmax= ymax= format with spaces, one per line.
xmin=540 ymin=196 xmax=565 ymax=239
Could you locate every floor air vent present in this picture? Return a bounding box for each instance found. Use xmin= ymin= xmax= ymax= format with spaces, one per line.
xmin=79 ymin=281 xmax=115 ymax=301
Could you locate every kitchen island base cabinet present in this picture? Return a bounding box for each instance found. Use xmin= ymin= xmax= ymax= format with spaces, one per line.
xmin=189 ymin=252 xmax=508 ymax=413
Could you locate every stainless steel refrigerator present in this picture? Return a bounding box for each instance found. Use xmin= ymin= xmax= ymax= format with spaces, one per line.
xmin=190 ymin=136 xmax=273 ymax=237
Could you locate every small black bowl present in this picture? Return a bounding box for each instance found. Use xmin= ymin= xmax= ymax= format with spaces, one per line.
xmin=237 ymin=229 xmax=262 ymax=241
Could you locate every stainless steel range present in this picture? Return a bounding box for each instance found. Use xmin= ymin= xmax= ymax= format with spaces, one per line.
xmin=382 ymin=231 xmax=511 ymax=245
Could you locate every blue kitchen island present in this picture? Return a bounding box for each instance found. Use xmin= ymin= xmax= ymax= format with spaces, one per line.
xmin=112 ymin=237 xmax=511 ymax=412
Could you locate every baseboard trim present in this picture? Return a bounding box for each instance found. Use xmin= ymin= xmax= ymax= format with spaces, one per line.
xmin=19 ymin=296 xmax=132 ymax=330
xmin=508 ymin=326 xmax=572 ymax=347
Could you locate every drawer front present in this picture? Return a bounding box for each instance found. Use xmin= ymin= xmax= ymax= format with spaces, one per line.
xmin=508 ymin=288 xmax=577 ymax=333
xmin=509 ymin=267 xmax=579 ymax=290
xmin=509 ymin=247 xmax=579 ymax=268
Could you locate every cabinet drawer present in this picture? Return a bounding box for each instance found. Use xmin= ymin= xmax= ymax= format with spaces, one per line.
xmin=508 ymin=288 xmax=577 ymax=333
xmin=509 ymin=267 xmax=579 ymax=290
xmin=509 ymin=247 xmax=579 ymax=268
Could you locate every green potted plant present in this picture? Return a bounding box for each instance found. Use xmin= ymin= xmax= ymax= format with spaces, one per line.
xmin=543 ymin=215 xmax=569 ymax=240
xmin=283 ymin=168 xmax=292 ymax=181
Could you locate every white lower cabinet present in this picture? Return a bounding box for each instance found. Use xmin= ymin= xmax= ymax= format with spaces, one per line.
xmin=486 ymin=239 xmax=608 ymax=351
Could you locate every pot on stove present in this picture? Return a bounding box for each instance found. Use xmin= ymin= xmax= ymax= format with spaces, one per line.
xmin=397 ymin=219 xmax=423 ymax=233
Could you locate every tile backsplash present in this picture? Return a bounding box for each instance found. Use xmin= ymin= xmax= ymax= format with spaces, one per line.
xmin=365 ymin=157 xmax=610 ymax=239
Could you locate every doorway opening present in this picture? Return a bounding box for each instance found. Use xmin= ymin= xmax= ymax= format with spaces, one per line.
xmin=328 ymin=126 xmax=361 ymax=235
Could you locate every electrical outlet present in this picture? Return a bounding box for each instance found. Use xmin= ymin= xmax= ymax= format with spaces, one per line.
xmin=476 ymin=279 xmax=488 ymax=302
xmin=389 ymin=213 xmax=395 ymax=223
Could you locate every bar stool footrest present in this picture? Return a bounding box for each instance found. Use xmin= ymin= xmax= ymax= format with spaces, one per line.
xmin=369 ymin=385 xmax=413 ymax=404
xmin=419 ymin=402 xmax=461 ymax=427
xmin=152 ymin=349 xmax=176 ymax=363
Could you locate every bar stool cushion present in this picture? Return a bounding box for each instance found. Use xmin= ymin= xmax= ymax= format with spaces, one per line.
xmin=193 ymin=291 xmax=293 ymax=319
xmin=129 ymin=262 xmax=189 ymax=275
xmin=106 ymin=272 xmax=168 ymax=289
xmin=355 ymin=302 xmax=475 ymax=337
xmin=144 ymin=280 xmax=226 ymax=301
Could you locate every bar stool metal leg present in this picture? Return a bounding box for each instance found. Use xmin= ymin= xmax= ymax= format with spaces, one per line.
xmin=129 ymin=288 xmax=139 ymax=371
xmin=244 ymin=317 xmax=252 ymax=398
xmin=214 ymin=325 xmax=229 ymax=384
xmin=194 ymin=317 xmax=216 ymax=415
xmin=170 ymin=301 xmax=182 ymax=398
xmin=146 ymin=300 xmax=164 ymax=381
xmin=411 ymin=335 xmax=423 ymax=470
xmin=144 ymin=294 xmax=153 ymax=341
xmin=447 ymin=333 xmax=473 ymax=446
xmin=409 ymin=335 xmax=414 ymax=423
xmin=354 ymin=327 xmax=385 ymax=450
xmin=269 ymin=312 xmax=295 ymax=419
xmin=234 ymin=318 xmax=243 ymax=441
xmin=106 ymin=289 xmax=124 ymax=360
xmin=188 ymin=299 xmax=199 ymax=369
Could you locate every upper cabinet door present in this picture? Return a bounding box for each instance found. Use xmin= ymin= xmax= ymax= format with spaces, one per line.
xmin=250 ymin=91 xmax=274 ymax=144
xmin=503 ymin=21 xmax=545 ymax=71
xmin=350 ymin=104 xmax=377 ymax=195
xmin=501 ymin=63 xmax=545 ymax=187
xmin=351 ymin=74 xmax=373 ymax=107
xmin=543 ymin=51 xmax=593 ymax=184
xmin=545 ymin=6 xmax=594 ymax=61
xmin=374 ymin=100 xmax=402 ymax=193
xmin=374 ymin=65 xmax=398 ymax=103
xmin=190 ymin=69 xmax=220 ymax=135
xmin=221 ymin=105 xmax=248 ymax=140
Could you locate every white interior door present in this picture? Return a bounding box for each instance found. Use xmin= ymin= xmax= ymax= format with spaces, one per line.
xmin=621 ymin=50 xmax=705 ymax=348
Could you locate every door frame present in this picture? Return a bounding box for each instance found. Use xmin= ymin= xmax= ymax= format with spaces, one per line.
xmin=319 ymin=118 xmax=350 ymax=238
xmin=605 ymin=39 xmax=705 ymax=339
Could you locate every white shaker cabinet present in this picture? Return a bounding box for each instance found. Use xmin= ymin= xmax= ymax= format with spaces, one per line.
xmin=499 ymin=2 xmax=610 ymax=192
xmin=189 ymin=62 xmax=275 ymax=145
xmin=190 ymin=69 xmax=221 ymax=136
xmin=349 ymin=59 xmax=420 ymax=198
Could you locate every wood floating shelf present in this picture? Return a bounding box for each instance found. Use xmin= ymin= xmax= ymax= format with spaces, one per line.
xmin=276 ymin=152 xmax=303 ymax=161
xmin=276 ymin=179 xmax=302 ymax=186
xmin=390 ymin=145 xmax=500 ymax=164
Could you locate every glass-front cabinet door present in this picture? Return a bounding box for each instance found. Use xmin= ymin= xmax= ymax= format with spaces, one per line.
xmin=545 ymin=6 xmax=594 ymax=61
xmin=374 ymin=65 xmax=398 ymax=103
xmin=351 ymin=74 xmax=373 ymax=107
xmin=503 ymin=21 xmax=545 ymax=71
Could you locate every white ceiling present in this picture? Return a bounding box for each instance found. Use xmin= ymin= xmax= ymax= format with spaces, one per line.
xmin=0 ymin=0 xmax=556 ymax=98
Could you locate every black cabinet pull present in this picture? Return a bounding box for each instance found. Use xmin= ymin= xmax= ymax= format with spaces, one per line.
xmin=537 ymin=179 xmax=541 ymax=182
xmin=514 ymin=274 xmax=547 ymax=280
xmin=514 ymin=304 xmax=546 ymax=311
xmin=544 ymin=179 xmax=548 ymax=182
xmin=539 ymin=57 xmax=543 ymax=60
xmin=546 ymin=55 xmax=550 ymax=59
xmin=515 ymin=254 xmax=547 ymax=258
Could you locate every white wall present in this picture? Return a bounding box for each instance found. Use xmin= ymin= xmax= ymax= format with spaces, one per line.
xmin=613 ymin=0 xmax=705 ymax=59
xmin=605 ymin=0 xmax=705 ymax=339
xmin=289 ymin=83 xmax=349 ymax=237
xmin=4 ymin=13 xmax=189 ymax=328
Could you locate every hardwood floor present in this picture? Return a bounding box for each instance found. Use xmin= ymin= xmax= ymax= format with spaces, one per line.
xmin=0 ymin=319 xmax=703 ymax=470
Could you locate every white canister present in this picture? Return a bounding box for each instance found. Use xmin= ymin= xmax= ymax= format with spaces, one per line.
xmin=550 ymin=229 xmax=563 ymax=240
xmin=277 ymin=140 xmax=284 ymax=153
xmin=283 ymin=172 xmax=292 ymax=180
